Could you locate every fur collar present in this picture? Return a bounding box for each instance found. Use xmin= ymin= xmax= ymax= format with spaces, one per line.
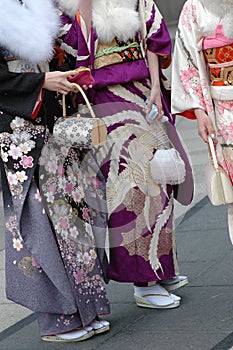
xmin=0 ymin=0 xmax=60 ymax=64
xmin=199 ymin=0 xmax=233 ymax=39
xmin=92 ymin=0 xmax=140 ymax=43
xmin=57 ymin=0 xmax=140 ymax=43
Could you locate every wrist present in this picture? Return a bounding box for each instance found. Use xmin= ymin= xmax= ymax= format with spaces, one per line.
xmin=194 ymin=108 xmax=208 ymax=119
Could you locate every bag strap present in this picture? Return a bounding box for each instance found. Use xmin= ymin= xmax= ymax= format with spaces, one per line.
xmin=62 ymin=83 xmax=96 ymax=119
xmin=208 ymin=136 xmax=219 ymax=170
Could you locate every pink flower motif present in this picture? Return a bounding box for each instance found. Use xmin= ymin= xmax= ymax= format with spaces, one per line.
xmin=180 ymin=67 xmax=198 ymax=84
xmin=7 ymin=172 xmax=18 ymax=186
xmin=65 ymin=182 xmax=73 ymax=196
xmin=218 ymin=122 xmax=233 ymax=143
xmin=57 ymin=164 xmax=65 ymax=177
xmin=70 ymin=226 xmax=79 ymax=238
xmin=73 ymin=190 xmax=82 ymax=203
xmin=83 ymin=252 xmax=91 ymax=265
xmin=216 ymin=100 xmax=233 ymax=114
xmin=35 ymin=189 xmax=42 ymax=202
xmin=32 ymin=256 xmax=41 ymax=269
xmin=58 ymin=217 xmax=69 ymax=231
xmin=20 ymin=155 xmax=33 ymax=169
xmin=181 ymin=3 xmax=196 ymax=30
xmin=91 ymin=177 xmax=102 ymax=188
xmin=74 ymin=271 xmax=84 ymax=283
xmin=82 ymin=207 xmax=90 ymax=221
xmin=8 ymin=144 xmax=22 ymax=160
xmin=46 ymin=160 xmax=57 ymax=174
xmin=64 ymin=319 xmax=70 ymax=326
xmin=48 ymin=183 xmax=57 ymax=195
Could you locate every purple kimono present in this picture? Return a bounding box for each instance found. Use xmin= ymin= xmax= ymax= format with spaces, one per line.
xmin=57 ymin=0 xmax=194 ymax=284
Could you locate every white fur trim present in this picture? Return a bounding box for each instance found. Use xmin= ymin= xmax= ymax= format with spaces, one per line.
xmin=199 ymin=0 xmax=233 ymax=38
xmin=58 ymin=0 xmax=141 ymax=43
xmin=92 ymin=0 xmax=140 ymax=43
xmin=56 ymin=0 xmax=79 ymax=18
xmin=0 ymin=0 xmax=60 ymax=64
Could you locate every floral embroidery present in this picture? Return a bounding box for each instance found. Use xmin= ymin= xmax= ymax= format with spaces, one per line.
xmin=13 ymin=237 xmax=23 ymax=251
xmin=38 ymin=134 xmax=106 ymax=296
xmin=20 ymin=155 xmax=33 ymax=169
xmin=18 ymin=256 xmax=42 ymax=279
xmin=0 ymin=116 xmax=44 ymax=197
xmin=180 ymin=3 xmax=196 ymax=30
xmin=6 ymin=215 xmax=24 ymax=251
xmin=180 ymin=67 xmax=213 ymax=112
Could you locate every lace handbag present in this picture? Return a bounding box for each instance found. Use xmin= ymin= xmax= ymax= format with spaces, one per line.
xmin=149 ymin=148 xmax=186 ymax=185
xmin=53 ymin=83 xmax=107 ymax=148
xmin=205 ymin=136 xmax=233 ymax=206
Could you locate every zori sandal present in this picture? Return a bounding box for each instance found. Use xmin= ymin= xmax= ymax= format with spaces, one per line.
xmin=90 ymin=319 xmax=110 ymax=334
xmin=134 ymin=293 xmax=180 ymax=309
xmin=134 ymin=283 xmax=180 ymax=309
xmin=160 ymin=275 xmax=188 ymax=292
xmin=41 ymin=326 xmax=94 ymax=342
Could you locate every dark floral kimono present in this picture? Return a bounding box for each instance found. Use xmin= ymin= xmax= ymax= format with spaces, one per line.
xmin=0 ymin=51 xmax=110 ymax=336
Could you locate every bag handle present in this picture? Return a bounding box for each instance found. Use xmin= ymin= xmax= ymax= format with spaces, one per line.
xmin=62 ymin=83 xmax=96 ymax=119
xmin=208 ymin=136 xmax=219 ymax=170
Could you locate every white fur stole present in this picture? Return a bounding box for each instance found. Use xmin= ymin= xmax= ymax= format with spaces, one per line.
xmin=0 ymin=0 xmax=60 ymax=64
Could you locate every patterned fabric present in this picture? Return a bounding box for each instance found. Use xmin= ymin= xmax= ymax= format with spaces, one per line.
xmin=58 ymin=0 xmax=193 ymax=283
xmin=0 ymin=52 xmax=110 ymax=336
xmin=94 ymin=37 xmax=142 ymax=69
xmin=172 ymin=0 xmax=233 ymax=183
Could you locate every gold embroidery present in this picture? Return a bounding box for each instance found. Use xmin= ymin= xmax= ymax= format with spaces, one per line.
xmin=157 ymin=227 xmax=173 ymax=258
xmin=124 ymin=233 xmax=152 ymax=261
xmin=18 ymin=257 xmax=39 ymax=279
xmin=94 ymin=37 xmax=142 ymax=69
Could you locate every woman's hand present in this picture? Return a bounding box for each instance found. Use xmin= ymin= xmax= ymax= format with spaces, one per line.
xmin=194 ymin=108 xmax=217 ymax=143
xmin=147 ymin=87 xmax=163 ymax=120
xmin=42 ymin=70 xmax=78 ymax=95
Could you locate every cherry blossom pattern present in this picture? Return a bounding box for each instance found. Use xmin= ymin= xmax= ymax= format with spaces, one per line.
xmin=38 ymin=134 xmax=107 ymax=299
xmin=6 ymin=215 xmax=24 ymax=251
xmin=180 ymin=2 xmax=197 ymax=31
xmin=0 ymin=117 xmax=44 ymax=197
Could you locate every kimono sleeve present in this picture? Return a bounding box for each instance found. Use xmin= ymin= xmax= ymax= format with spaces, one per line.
xmin=0 ymin=54 xmax=45 ymax=120
xmin=144 ymin=0 xmax=172 ymax=68
xmin=171 ymin=0 xmax=208 ymax=119
xmin=57 ymin=12 xmax=90 ymax=68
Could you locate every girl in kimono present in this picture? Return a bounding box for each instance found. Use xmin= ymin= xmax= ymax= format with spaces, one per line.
xmin=56 ymin=0 xmax=194 ymax=309
xmin=171 ymin=0 xmax=233 ymax=243
xmin=0 ymin=0 xmax=110 ymax=342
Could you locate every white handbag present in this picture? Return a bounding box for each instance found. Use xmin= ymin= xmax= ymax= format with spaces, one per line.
xmin=53 ymin=83 xmax=107 ymax=149
xmin=205 ymin=136 xmax=233 ymax=206
xmin=149 ymin=148 xmax=186 ymax=185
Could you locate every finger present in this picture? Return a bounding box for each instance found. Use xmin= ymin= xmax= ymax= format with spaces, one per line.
xmin=198 ymin=126 xmax=209 ymax=143
xmin=147 ymin=100 xmax=153 ymax=112
xmin=156 ymin=109 xmax=164 ymax=121
xmin=63 ymin=70 xmax=78 ymax=77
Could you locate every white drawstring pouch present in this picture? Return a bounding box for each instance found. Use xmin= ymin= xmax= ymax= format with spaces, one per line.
xmin=149 ymin=148 xmax=186 ymax=185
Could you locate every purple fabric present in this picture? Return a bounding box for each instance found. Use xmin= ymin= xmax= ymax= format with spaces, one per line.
xmin=58 ymin=3 xmax=194 ymax=284
xmin=147 ymin=19 xmax=172 ymax=55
